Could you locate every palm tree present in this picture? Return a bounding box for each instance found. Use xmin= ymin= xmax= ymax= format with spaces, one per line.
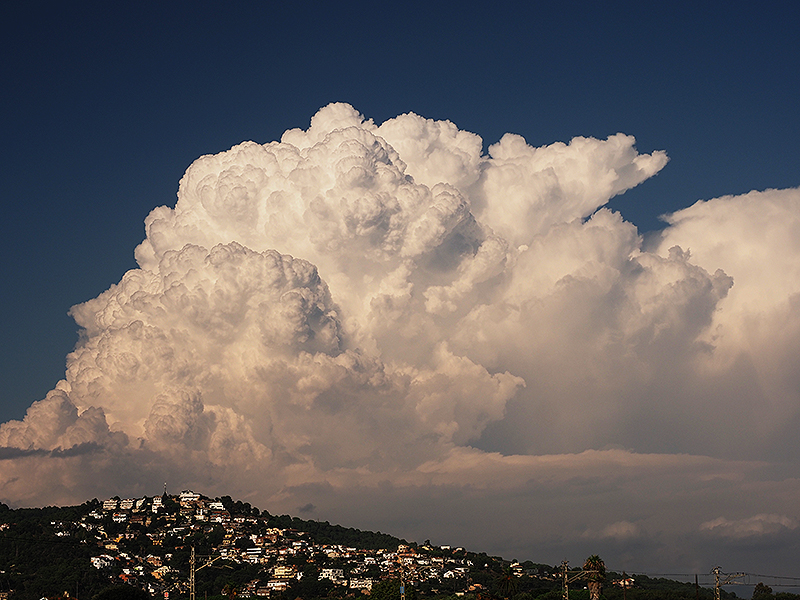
xmin=495 ymin=564 xmax=519 ymax=600
xmin=583 ymin=555 xmax=605 ymax=600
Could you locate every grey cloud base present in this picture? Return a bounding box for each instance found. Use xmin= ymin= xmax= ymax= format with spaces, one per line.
xmin=2 ymin=104 xmax=800 ymax=573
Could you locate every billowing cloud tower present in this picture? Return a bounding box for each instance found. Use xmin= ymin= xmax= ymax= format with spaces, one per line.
xmin=3 ymin=104 xmax=800 ymax=570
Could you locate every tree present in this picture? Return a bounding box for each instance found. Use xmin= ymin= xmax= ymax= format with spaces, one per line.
xmin=371 ymin=578 xmax=417 ymax=600
xmin=161 ymin=497 xmax=180 ymax=515
xmin=583 ymin=555 xmax=605 ymax=600
xmin=495 ymin=564 xmax=519 ymax=599
xmin=753 ymin=583 xmax=774 ymax=600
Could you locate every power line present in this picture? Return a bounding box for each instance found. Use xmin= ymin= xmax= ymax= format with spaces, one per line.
xmin=748 ymin=574 xmax=800 ymax=583
xmin=606 ymin=568 xmax=800 ymax=589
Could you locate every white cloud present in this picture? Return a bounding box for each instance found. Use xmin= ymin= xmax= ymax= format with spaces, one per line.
xmin=1 ymin=104 xmax=799 ymax=572
xmin=657 ymin=188 xmax=800 ymax=456
xmin=700 ymin=514 xmax=799 ymax=539
xmin=582 ymin=521 xmax=643 ymax=541
xmin=476 ymin=132 xmax=668 ymax=246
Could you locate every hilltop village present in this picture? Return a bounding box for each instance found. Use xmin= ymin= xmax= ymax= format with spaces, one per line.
xmin=83 ymin=490 xmax=491 ymax=596
xmin=0 ymin=490 xmax=550 ymax=600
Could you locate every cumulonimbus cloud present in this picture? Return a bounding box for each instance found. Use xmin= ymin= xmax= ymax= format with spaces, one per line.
xmin=2 ymin=104 xmax=799 ymax=571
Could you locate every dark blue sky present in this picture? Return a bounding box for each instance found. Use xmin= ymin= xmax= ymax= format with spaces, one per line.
xmin=1 ymin=1 xmax=798 ymax=423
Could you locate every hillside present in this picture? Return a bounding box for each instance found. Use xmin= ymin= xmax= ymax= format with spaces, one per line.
xmin=0 ymin=493 xmax=769 ymax=600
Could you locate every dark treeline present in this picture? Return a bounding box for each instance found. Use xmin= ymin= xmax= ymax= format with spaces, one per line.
xmin=0 ymin=501 xmax=110 ymax=599
xmin=266 ymin=515 xmax=403 ymax=550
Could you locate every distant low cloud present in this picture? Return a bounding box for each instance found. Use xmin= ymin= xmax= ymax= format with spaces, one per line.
xmin=700 ymin=514 xmax=799 ymax=539
xmin=1 ymin=104 xmax=799 ymax=572
xmin=582 ymin=521 xmax=643 ymax=541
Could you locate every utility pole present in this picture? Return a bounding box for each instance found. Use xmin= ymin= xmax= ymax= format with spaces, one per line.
xmin=561 ymin=561 xmax=588 ymax=600
xmin=190 ymin=547 xmax=195 ymax=600
xmin=398 ymin=553 xmax=408 ymax=600
xmin=621 ymin=572 xmax=630 ymax=600
xmin=561 ymin=560 xmax=603 ymax=600
xmin=190 ymin=546 xmax=224 ymax=600
xmin=712 ymin=566 xmax=746 ymax=600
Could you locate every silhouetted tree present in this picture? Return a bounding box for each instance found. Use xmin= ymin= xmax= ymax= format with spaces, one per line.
xmin=583 ymin=555 xmax=605 ymax=600
xmin=753 ymin=583 xmax=774 ymax=600
xmin=495 ymin=564 xmax=519 ymax=599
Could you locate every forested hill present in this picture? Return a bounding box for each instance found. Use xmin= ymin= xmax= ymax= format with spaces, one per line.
xmin=258 ymin=511 xmax=403 ymax=549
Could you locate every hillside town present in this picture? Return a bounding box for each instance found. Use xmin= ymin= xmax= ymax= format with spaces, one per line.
xmin=0 ymin=493 xmax=761 ymax=600
xmin=35 ymin=490 xmax=534 ymax=599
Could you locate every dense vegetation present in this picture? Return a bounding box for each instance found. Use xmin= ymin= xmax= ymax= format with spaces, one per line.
xmin=0 ymin=501 xmax=109 ymax=599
